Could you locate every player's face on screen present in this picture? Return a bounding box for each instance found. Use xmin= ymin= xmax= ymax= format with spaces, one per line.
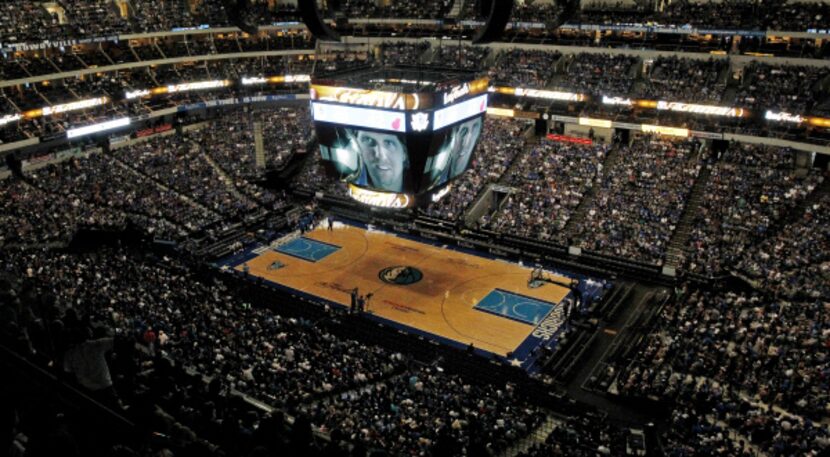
xmin=451 ymin=117 xmax=482 ymax=177
xmin=356 ymin=130 xmax=407 ymax=192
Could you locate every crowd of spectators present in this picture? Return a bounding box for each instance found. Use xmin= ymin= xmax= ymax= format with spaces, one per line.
xmin=635 ymin=56 xmax=728 ymax=104
xmin=423 ymin=117 xmax=529 ymax=221
xmin=0 ymin=0 xmax=233 ymax=44
xmin=687 ymin=143 xmax=822 ymax=275
xmin=378 ymin=41 xmax=430 ymax=66
xmin=1 ymin=33 xmax=314 ymax=81
xmin=481 ymin=140 xmax=609 ymax=244
xmin=556 ymin=53 xmax=639 ymax=96
xmin=736 ymin=62 xmax=828 ymax=114
xmin=191 ymin=107 xmax=312 ymax=174
xmin=26 ymin=149 xmax=216 ymax=238
xmin=312 ymin=50 xmax=374 ymax=74
xmin=340 ymin=0 xmax=453 ymax=19
xmin=517 ymin=412 xmax=630 ymax=456
xmin=58 ymin=0 xmax=131 ymax=37
xmin=0 ymin=55 xmax=312 ymax=145
xmin=578 ymin=0 xmax=830 ymax=32
xmin=460 ymin=1 xmax=565 ymax=23
xmin=739 ymin=192 xmax=830 ymax=300
xmin=2 ymin=28 xmax=827 ymax=153
xmin=3 ymin=5 xmax=830 ymax=450
xmin=0 ymin=237 xmax=548 ymax=455
xmin=650 ymin=0 xmax=830 ymax=32
xmin=616 ymin=287 xmax=829 ymax=454
xmin=300 ymin=366 xmax=546 ymax=455
xmin=129 ymin=0 xmax=202 ymax=33
xmin=574 ymin=137 xmax=701 ymax=265
xmin=2 ymin=0 xmax=830 ymax=55
xmin=292 ymin=148 xmax=349 ymax=198
xmin=188 ymin=107 xmax=311 ymax=207
xmin=489 ymin=49 xmax=561 ymax=87
xmin=430 ymin=45 xmax=491 ymax=71
xmin=0 ymin=1 xmax=63 ymax=45
xmin=0 ymin=176 xmax=126 ymax=247
xmin=118 ymin=134 xmax=261 ymax=220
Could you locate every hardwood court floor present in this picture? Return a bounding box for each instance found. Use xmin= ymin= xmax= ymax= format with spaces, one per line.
xmin=239 ymin=225 xmax=571 ymax=355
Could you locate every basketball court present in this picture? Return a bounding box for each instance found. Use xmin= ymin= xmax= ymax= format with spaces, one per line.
xmin=227 ymin=223 xmax=601 ymax=371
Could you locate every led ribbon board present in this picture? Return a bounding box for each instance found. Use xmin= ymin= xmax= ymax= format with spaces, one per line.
xmin=347 ymin=184 xmax=412 ymax=208
xmin=493 ymin=86 xmax=585 ymax=102
xmin=22 ymin=97 xmax=109 ymax=119
xmin=433 ymin=94 xmax=488 ymax=130
xmin=311 ymin=85 xmax=423 ymax=111
xmin=241 ymin=75 xmax=311 ymax=85
xmin=67 ymin=117 xmax=131 ymax=139
xmin=310 ymin=77 xmax=488 ymax=111
xmin=601 ymin=96 xmax=745 ymax=117
xmin=126 ymin=80 xmax=230 ymax=99
xmin=311 ymin=102 xmax=407 ymax=133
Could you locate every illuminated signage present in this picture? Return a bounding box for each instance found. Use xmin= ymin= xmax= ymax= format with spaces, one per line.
xmin=808 ymin=117 xmax=830 ymax=128
xmin=489 ymin=86 xmax=583 ymax=102
xmin=441 ymin=78 xmax=488 ymax=105
xmin=348 ymin=183 xmax=412 ymax=208
xmin=578 ymin=117 xmax=612 ymax=129
xmin=136 ymin=123 xmax=173 ymax=138
xmin=601 ymin=95 xmax=745 ymax=117
xmin=764 ymin=111 xmax=830 ymax=129
xmin=410 ymin=112 xmax=430 ymax=132
xmin=311 ymin=102 xmax=407 ymax=132
xmin=486 ymin=107 xmax=515 ymax=117
xmin=311 ymin=85 xmax=419 ymax=110
xmin=0 ymin=114 xmax=21 ymax=126
xmin=512 ymin=87 xmax=584 ymax=102
xmin=369 ymin=78 xmax=435 ymax=86
xmin=656 ymin=101 xmax=744 ymax=117
xmin=285 ymin=74 xmax=311 ymax=83
xmin=40 ymin=97 xmax=108 ymax=116
xmin=602 ymin=96 xmax=633 ymax=106
xmin=67 ymin=117 xmax=130 ymax=139
xmin=241 ymin=76 xmax=267 ymax=85
xmin=433 ymin=94 xmax=488 ymax=130
xmin=431 ymin=184 xmax=452 ymax=203
xmin=125 ymin=89 xmax=150 ymax=99
xmin=765 ymin=110 xmax=804 ymax=123
xmin=546 ymin=134 xmax=593 ymax=145
xmin=166 ymin=80 xmax=230 ymax=93
xmin=443 ymin=83 xmax=471 ymax=105
xmin=242 ymin=74 xmax=310 ymax=85
xmin=641 ymin=124 xmax=689 ymax=137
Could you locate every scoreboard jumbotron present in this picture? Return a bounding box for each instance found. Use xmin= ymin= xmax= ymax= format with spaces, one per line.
xmin=309 ymin=65 xmax=489 ymax=208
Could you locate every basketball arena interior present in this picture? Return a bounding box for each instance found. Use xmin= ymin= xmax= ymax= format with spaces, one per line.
xmin=1 ymin=1 xmax=829 ymax=456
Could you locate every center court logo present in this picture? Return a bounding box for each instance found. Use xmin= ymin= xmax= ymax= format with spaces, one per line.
xmin=378 ymin=266 xmax=423 ymax=285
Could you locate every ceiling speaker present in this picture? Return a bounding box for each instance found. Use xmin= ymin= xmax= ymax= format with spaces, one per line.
xmin=471 ymin=0 xmax=514 ymax=44
xmin=298 ymin=0 xmax=341 ymax=42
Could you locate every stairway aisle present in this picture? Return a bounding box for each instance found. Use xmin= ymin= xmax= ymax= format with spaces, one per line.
xmin=664 ymin=162 xmax=712 ymax=269
xmin=197 ymin=147 xmax=249 ymax=201
xmin=501 ymin=415 xmax=561 ymax=457
xmin=561 ymin=143 xmax=624 ymax=243
xmin=108 ymin=149 xmax=220 ymax=219
xmin=447 ymin=0 xmax=465 ymax=18
xmin=766 ymin=172 xmax=830 ymax=238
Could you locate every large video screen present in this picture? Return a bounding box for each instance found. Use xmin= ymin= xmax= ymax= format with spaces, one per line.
xmin=319 ymin=127 xmax=412 ymax=193
xmin=421 ymin=115 xmax=483 ymax=192
xmin=311 ymin=94 xmax=487 ymax=207
xmin=317 ymin=115 xmax=484 ymax=197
